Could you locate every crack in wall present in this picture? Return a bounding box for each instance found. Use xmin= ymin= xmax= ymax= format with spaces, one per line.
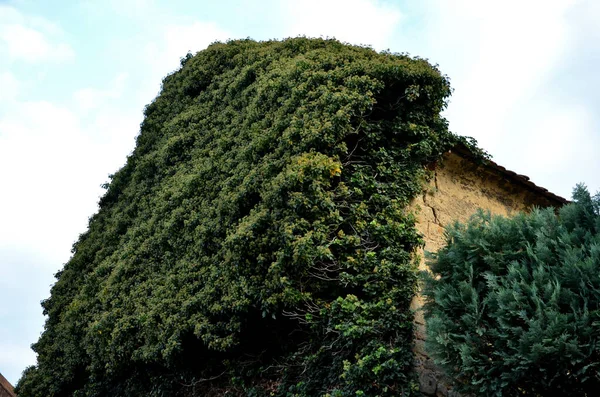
xmin=422 ymin=170 xmax=442 ymax=227
xmin=431 ymin=206 xmax=439 ymax=225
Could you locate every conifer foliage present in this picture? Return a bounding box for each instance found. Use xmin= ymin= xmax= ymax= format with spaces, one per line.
xmin=423 ymin=184 xmax=600 ymax=396
xmin=17 ymin=38 xmax=469 ymax=396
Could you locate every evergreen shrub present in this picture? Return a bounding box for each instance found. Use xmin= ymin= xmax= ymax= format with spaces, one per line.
xmin=424 ymin=184 xmax=600 ymax=396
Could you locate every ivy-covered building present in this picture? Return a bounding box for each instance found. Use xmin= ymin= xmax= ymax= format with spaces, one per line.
xmin=13 ymin=38 xmax=573 ymax=397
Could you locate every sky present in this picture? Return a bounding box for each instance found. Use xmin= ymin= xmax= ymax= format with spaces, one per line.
xmin=0 ymin=0 xmax=599 ymax=386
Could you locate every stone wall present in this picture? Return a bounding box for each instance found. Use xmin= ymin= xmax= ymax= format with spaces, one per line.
xmin=410 ymin=151 xmax=566 ymax=396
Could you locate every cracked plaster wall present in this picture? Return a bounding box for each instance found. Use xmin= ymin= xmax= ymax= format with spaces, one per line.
xmin=409 ymin=151 xmax=562 ymax=396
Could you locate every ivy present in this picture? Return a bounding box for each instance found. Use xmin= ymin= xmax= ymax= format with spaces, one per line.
xmin=17 ymin=38 xmax=471 ymax=397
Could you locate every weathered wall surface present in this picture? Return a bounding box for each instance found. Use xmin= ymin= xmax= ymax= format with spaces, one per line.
xmin=410 ymin=151 xmax=565 ymax=396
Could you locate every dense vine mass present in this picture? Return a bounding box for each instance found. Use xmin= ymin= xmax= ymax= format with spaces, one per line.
xmin=17 ymin=38 xmax=472 ymax=396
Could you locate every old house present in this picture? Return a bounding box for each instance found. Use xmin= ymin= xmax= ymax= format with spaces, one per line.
xmin=410 ymin=147 xmax=568 ymax=396
xmin=0 ymin=373 xmax=15 ymax=397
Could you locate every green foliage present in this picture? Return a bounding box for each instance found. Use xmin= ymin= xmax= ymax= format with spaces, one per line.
xmin=423 ymin=184 xmax=600 ymax=396
xmin=17 ymin=38 xmax=468 ymax=396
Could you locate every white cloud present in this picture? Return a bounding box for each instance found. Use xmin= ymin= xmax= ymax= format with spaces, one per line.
xmin=521 ymin=104 xmax=593 ymax=167
xmin=426 ymin=0 xmax=572 ymax=143
xmin=0 ymin=23 xmax=74 ymax=62
xmin=145 ymin=21 xmax=231 ymax=74
xmin=73 ymin=73 xmax=129 ymax=112
xmin=108 ymin=0 xmax=158 ymax=16
xmin=281 ymin=0 xmax=402 ymax=49
xmin=506 ymin=102 xmax=599 ymax=197
xmin=400 ymin=0 xmax=593 ymax=198
xmin=0 ymin=98 xmax=139 ymax=267
xmin=139 ymin=21 xmax=231 ymax=103
xmin=0 ymin=70 xmax=140 ymax=385
xmin=0 ymin=5 xmax=80 ymax=385
xmin=0 ymin=4 xmax=23 ymax=23
xmin=0 ymin=71 xmax=19 ymax=102
xmin=0 ymin=101 xmax=90 ymax=264
xmin=0 ymin=5 xmax=74 ymax=63
xmin=0 ymin=343 xmax=36 ymax=383
xmin=0 ymin=17 xmax=232 ymax=290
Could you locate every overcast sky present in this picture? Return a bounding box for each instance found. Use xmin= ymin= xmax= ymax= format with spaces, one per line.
xmin=1 ymin=0 xmax=598 ymax=385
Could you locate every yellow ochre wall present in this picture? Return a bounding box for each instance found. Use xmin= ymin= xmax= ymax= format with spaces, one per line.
xmin=409 ymin=151 xmax=565 ymax=396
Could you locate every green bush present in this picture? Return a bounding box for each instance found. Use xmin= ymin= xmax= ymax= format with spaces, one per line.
xmin=423 ymin=184 xmax=600 ymax=396
xmin=16 ymin=38 xmax=474 ymax=397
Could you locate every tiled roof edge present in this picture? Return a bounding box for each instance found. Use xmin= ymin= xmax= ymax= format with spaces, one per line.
xmin=451 ymin=144 xmax=569 ymax=206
